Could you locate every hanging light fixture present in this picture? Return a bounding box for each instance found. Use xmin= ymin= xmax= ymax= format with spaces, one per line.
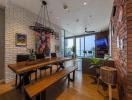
xmin=30 ymin=0 xmax=54 ymax=33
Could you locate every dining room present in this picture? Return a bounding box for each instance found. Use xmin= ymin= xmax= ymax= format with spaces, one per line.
xmin=1 ymin=0 xmax=132 ymax=100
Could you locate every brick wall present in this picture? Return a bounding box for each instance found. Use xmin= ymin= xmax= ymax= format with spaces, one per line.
xmin=5 ymin=2 xmax=63 ymax=83
xmin=127 ymin=0 xmax=132 ymax=99
xmin=0 ymin=8 xmax=5 ymax=80
xmin=110 ymin=0 xmax=132 ymax=99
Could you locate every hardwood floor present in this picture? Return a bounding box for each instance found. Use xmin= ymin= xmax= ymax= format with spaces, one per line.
xmin=0 ymin=61 xmax=119 ymax=100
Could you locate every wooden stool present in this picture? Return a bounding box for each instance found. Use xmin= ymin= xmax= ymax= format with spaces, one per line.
xmin=97 ymin=66 xmax=117 ymax=100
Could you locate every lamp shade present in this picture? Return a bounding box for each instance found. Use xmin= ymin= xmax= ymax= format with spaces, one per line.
xmin=100 ymin=66 xmax=117 ymax=85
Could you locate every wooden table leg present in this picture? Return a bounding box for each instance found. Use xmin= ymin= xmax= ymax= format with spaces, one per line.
xmin=17 ymin=72 xmax=31 ymax=89
xmin=41 ymin=90 xmax=46 ymax=100
xmin=36 ymin=94 xmax=40 ymax=100
xmin=68 ymin=71 xmax=75 ymax=82
xmin=15 ymin=74 xmax=18 ymax=87
xmin=36 ymin=90 xmax=46 ymax=100
xmin=108 ymin=84 xmax=112 ymax=100
xmin=25 ymin=91 xmax=31 ymax=100
xmin=56 ymin=62 xmax=64 ymax=72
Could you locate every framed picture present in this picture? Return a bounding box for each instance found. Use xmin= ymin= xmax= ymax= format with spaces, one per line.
xmin=16 ymin=33 xmax=27 ymax=47
xmin=117 ymin=36 xmax=120 ymax=48
xmin=55 ymin=45 xmax=59 ymax=52
xmin=118 ymin=5 xmax=123 ymax=22
xmin=55 ymin=32 xmax=59 ymax=40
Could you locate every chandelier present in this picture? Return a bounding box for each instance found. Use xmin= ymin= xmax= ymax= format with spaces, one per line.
xmin=30 ymin=0 xmax=54 ymax=33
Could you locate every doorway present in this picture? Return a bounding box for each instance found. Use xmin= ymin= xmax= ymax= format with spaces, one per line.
xmin=0 ymin=8 xmax=5 ymax=81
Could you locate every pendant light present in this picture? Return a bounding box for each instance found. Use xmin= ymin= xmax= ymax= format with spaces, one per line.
xmin=30 ymin=0 xmax=54 ymax=34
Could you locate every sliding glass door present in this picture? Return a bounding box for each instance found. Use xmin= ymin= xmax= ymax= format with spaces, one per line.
xmin=65 ymin=38 xmax=74 ymax=56
xmin=64 ymin=34 xmax=95 ymax=57
xmin=76 ymin=37 xmax=84 ymax=57
xmin=85 ymin=35 xmax=95 ymax=57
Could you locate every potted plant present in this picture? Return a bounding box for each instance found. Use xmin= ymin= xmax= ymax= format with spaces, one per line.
xmin=89 ymin=58 xmax=101 ymax=82
xmin=27 ymin=48 xmax=36 ymax=60
xmin=71 ymin=46 xmax=76 ymax=58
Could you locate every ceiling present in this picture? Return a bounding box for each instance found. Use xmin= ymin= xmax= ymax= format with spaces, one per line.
xmin=0 ymin=0 xmax=113 ymax=36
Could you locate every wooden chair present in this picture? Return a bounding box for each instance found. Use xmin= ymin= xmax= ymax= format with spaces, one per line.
xmin=51 ymin=53 xmax=59 ymax=67
xmin=37 ymin=54 xmax=52 ymax=78
xmin=15 ymin=61 xmax=37 ymax=87
xmin=51 ymin=53 xmax=64 ymax=71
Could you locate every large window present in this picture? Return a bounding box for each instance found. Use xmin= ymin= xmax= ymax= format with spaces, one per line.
xmin=65 ymin=38 xmax=74 ymax=56
xmin=85 ymin=35 xmax=95 ymax=57
xmin=76 ymin=37 xmax=84 ymax=57
xmin=64 ymin=34 xmax=95 ymax=57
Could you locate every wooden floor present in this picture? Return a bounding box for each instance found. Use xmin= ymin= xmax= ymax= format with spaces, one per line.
xmin=0 ymin=61 xmax=119 ymax=100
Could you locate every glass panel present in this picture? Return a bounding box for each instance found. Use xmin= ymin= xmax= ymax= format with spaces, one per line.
xmin=76 ymin=38 xmax=80 ymax=56
xmin=59 ymin=30 xmax=65 ymax=56
xmin=85 ymin=35 xmax=95 ymax=57
xmin=80 ymin=37 xmax=84 ymax=56
xmin=76 ymin=37 xmax=84 ymax=57
xmin=65 ymin=38 xmax=74 ymax=56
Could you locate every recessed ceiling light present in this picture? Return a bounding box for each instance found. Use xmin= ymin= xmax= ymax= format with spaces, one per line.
xmin=83 ymin=2 xmax=87 ymax=6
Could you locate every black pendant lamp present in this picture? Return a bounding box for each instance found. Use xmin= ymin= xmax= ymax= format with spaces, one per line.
xmin=30 ymin=0 xmax=54 ymax=33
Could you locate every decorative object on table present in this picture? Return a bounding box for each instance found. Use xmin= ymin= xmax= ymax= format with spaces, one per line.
xmin=27 ymin=48 xmax=36 ymax=61
xmin=16 ymin=33 xmax=27 ymax=47
xmin=98 ymin=66 xmax=117 ymax=100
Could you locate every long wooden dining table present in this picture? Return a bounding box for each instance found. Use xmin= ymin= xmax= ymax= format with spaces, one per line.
xmin=8 ymin=57 xmax=72 ymax=88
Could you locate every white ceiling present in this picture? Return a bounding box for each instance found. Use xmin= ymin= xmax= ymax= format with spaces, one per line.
xmin=0 ymin=0 xmax=113 ymax=36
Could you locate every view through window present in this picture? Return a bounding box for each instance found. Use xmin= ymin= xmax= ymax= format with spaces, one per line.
xmin=65 ymin=35 xmax=95 ymax=57
xmin=65 ymin=38 xmax=74 ymax=56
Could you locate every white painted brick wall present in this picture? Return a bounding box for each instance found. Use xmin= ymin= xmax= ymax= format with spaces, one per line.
xmin=5 ymin=2 xmax=36 ymax=83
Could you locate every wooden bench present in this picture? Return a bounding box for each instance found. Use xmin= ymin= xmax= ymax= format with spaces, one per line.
xmin=24 ymin=66 xmax=77 ymax=100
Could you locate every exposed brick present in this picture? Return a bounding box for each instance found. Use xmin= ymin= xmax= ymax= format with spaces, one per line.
xmin=111 ymin=0 xmax=132 ymax=99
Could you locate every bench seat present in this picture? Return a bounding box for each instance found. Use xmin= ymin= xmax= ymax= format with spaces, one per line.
xmin=24 ymin=66 xmax=77 ymax=99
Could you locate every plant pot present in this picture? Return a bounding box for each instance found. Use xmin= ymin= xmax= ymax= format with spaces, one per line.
xmin=96 ymin=68 xmax=100 ymax=74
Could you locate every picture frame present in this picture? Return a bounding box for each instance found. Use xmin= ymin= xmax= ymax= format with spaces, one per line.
xmin=16 ymin=33 xmax=27 ymax=47
xmin=55 ymin=32 xmax=59 ymax=40
xmin=118 ymin=5 xmax=123 ymax=22
xmin=55 ymin=45 xmax=59 ymax=52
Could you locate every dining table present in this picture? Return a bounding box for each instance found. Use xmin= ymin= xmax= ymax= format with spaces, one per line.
xmin=8 ymin=57 xmax=72 ymax=88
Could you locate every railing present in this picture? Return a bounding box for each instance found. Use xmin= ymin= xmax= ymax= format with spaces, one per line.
xmin=62 ymin=49 xmax=95 ymax=57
